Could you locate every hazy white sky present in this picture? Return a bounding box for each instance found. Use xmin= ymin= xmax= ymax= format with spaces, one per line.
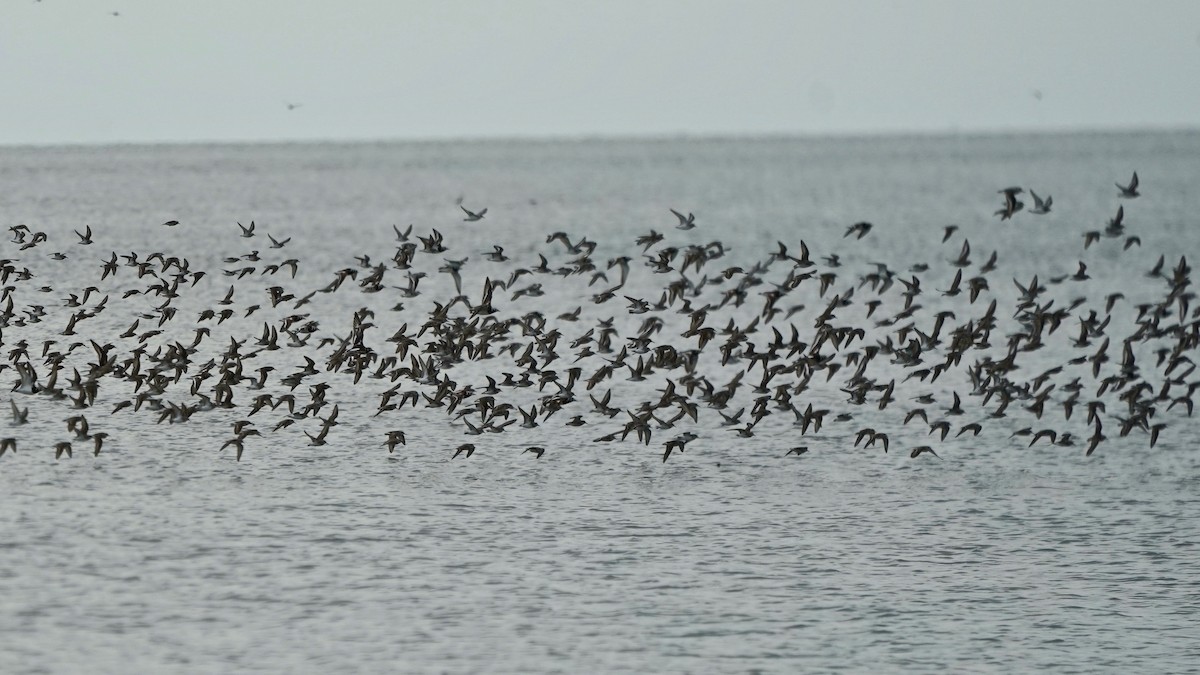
xmin=2 ymin=0 xmax=1198 ymax=145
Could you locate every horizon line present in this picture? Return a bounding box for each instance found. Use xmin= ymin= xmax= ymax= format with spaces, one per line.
xmin=3 ymin=123 xmax=1198 ymax=151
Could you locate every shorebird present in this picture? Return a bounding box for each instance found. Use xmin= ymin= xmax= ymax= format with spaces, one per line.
xmin=452 ymin=443 xmax=476 ymax=459
xmin=66 ymin=414 xmax=90 ymax=440
xmin=383 ymin=430 xmax=406 ymax=453
xmin=220 ymin=429 xmax=261 ymax=461
xmin=844 ymin=221 xmax=872 ymax=239
xmin=1116 ymin=171 xmax=1139 ymax=198
xmin=995 ymin=187 xmax=1023 ymax=220
xmin=956 ymin=423 xmax=983 ymax=437
xmin=439 ymin=258 xmax=467 ymax=295
xmin=662 ymin=431 xmax=698 ymax=462
xmin=1106 ymin=205 xmax=1125 ymax=236
xmin=523 ymin=446 xmax=545 ymax=459
xmin=9 ymin=399 xmax=28 ymax=425
xmin=636 ymin=230 xmax=664 ymax=251
xmin=221 ymin=436 xmax=248 ymax=461
xmin=1029 ymin=190 xmax=1052 ymax=214
xmin=11 ymin=363 xmax=39 ymax=394
xmin=670 ymin=209 xmax=696 ymax=230
xmin=1149 ymin=424 xmax=1166 ymax=448
xmin=1029 ymin=429 xmax=1057 ymax=447
xmin=461 ymin=206 xmax=487 ymax=222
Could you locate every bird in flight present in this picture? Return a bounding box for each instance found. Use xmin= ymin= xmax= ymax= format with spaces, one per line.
xmin=995 ymin=187 xmax=1023 ymax=220
xmin=844 ymin=221 xmax=872 ymax=239
xmin=1029 ymin=190 xmax=1052 ymax=215
xmin=383 ymin=430 xmax=406 ymax=453
xmin=1116 ymin=171 xmax=1139 ymax=198
xmin=670 ymin=209 xmax=696 ymax=230
xmin=286 ymin=102 xmax=303 ymax=111
xmin=461 ymin=206 xmax=487 ymax=222
xmin=10 ymin=399 xmax=29 ymax=425
xmin=909 ymin=446 xmax=941 ymax=459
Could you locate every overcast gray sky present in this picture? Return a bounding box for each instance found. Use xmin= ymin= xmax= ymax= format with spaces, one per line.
xmin=2 ymin=0 xmax=1198 ymax=145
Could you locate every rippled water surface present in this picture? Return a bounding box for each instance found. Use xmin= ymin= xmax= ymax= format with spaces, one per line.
xmin=2 ymin=132 xmax=1200 ymax=673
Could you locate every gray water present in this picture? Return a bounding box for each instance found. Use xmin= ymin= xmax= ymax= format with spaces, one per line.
xmin=2 ymin=132 xmax=1199 ymax=673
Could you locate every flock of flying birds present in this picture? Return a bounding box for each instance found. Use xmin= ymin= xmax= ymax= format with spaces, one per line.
xmin=1 ymin=169 xmax=1196 ymax=465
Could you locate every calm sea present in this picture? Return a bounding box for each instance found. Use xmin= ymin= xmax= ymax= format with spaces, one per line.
xmin=1 ymin=131 xmax=1199 ymax=673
